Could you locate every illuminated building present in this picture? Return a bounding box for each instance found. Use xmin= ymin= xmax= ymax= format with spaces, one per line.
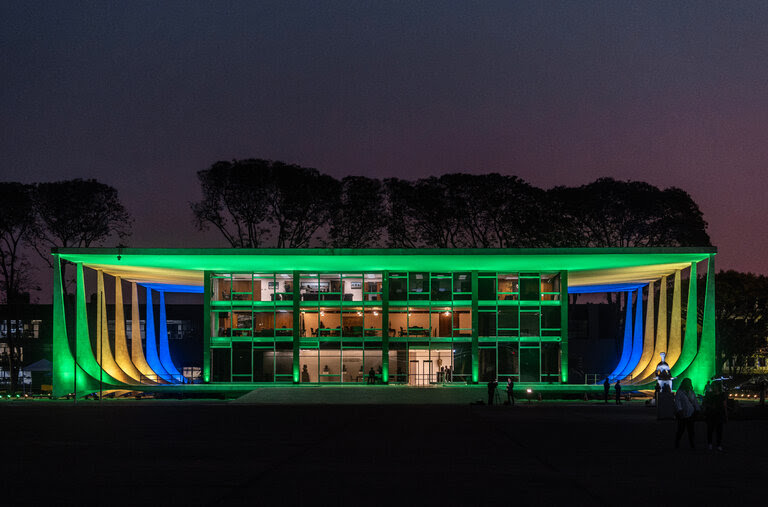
xmin=50 ymin=247 xmax=717 ymax=397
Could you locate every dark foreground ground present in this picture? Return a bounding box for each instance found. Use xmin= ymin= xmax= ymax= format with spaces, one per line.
xmin=1 ymin=400 xmax=766 ymax=506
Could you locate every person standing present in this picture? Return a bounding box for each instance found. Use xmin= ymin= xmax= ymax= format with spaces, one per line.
xmin=674 ymin=378 xmax=701 ymax=449
xmin=615 ymin=379 xmax=622 ymax=405
xmin=703 ymin=381 xmax=727 ymax=451
xmin=603 ymin=377 xmax=611 ymax=403
xmin=506 ymin=377 xmax=515 ymax=406
xmin=367 ymin=367 xmax=376 ymax=384
xmin=487 ymin=379 xmax=498 ymax=406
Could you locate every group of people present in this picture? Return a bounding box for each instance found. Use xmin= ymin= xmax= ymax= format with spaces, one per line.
xmin=602 ymin=377 xmax=623 ymax=404
xmin=604 ymin=374 xmax=727 ymax=451
xmin=674 ymin=378 xmax=728 ymax=451
xmin=486 ymin=377 xmax=516 ymax=406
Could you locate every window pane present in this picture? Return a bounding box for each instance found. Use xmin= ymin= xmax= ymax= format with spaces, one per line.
xmin=452 ymin=343 xmax=472 ymax=383
xmin=231 ymin=276 xmax=253 ymax=301
xmin=520 ymin=277 xmax=540 ymax=301
xmin=453 ymin=272 xmax=471 ymax=293
xmin=478 ymin=277 xmax=496 ymax=300
xmin=478 ymin=312 xmax=496 ymax=337
xmin=211 ymin=348 xmax=231 ymax=382
xmin=342 ymin=308 xmax=364 ymax=337
xmin=252 ymin=311 xmax=273 ymax=337
xmin=275 ymin=310 xmax=292 ymax=337
xmin=318 ymin=308 xmax=341 ymax=337
xmin=274 ymin=342 xmax=293 ymax=378
xmin=542 ymin=343 xmax=560 ymax=376
xmin=431 ymin=277 xmax=452 ymax=301
xmin=498 ymin=307 xmax=519 ymax=329
xmin=232 ymin=342 xmax=251 ymax=376
xmin=497 ymin=274 xmax=519 ymax=300
xmin=407 ymin=310 xmax=431 ymax=338
xmin=389 ymin=343 xmax=408 ymax=383
xmin=409 ymin=272 xmax=429 ymax=294
xmin=452 ymin=308 xmax=472 ymax=338
xmin=319 ymin=342 xmax=341 ymax=382
xmin=431 ymin=309 xmax=453 ymax=337
xmin=520 ymin=347 xmax=540 ymax=382
xmin=479 ymin=347 xmax=497 ymax=382
xmin=253 ymin=348 xmax=274 ymax=382
xmin=541 ymin=306 xmax=561 ymax=329
xmin=389 ymin=277 xmax=407 ymax=300
xmin=498 ymin=343 xmax=519 ymax=377
xmin=212 ymin=277 xmax=231 ymax=301
xmin=300 ymin=348 xmax=318 ymax=383
xmin=344 ymin=276 xmax=363 ymax=301
xmin=520 ymin=312 xmax=540 ymax=337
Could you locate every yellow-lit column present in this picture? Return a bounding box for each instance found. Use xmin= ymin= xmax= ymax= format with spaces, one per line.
xmin=665 ymin=270 xmax=682 ymax=368
xmin=628 ymin=280 xmax=655 ymax=381
xmin=634 ymin=275 xmax=669 ymax=383
xmin=113 ymin=276 xmax=142 ymax=382
xmin=130 ymin=282 xmax=163 ymax=383
xmin=96 ymin=270 xmax=134 ymax=384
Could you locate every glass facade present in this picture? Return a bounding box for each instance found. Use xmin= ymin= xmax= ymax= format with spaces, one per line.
xmin=208 ymin=270 xmax=564 ymax=384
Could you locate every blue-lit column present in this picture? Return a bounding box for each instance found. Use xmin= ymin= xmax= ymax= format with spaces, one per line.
xmin=144 ymin=287 xmax=172 ymax=382
xmin=157 ymin=290 xmax=182 ymax=381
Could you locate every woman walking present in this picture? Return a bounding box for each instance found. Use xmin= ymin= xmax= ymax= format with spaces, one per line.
xmin=674 ymin=378 xmax=700 ymax=449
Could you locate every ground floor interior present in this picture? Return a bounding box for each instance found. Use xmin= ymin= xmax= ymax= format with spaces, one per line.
xmin=211 ymin=342 xmax=561 ymax=385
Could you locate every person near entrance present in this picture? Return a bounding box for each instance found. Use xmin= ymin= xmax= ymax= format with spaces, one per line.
xmin=506 ymin=377 xmax=515 ymax=406
xmin=487 ymin=378 xmax=498 ymax=405
xmin=301 ymin=364 xmax=310 ymax=383
xmin=615 ymin=379 xmax=622 ymax=405
xmin=368 ymin=367 xmax=376 ymax=385
xmin=603 ymin=377 xmax=610 ymax=403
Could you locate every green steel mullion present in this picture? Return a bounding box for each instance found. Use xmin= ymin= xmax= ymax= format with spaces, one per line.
xmin=292 ymin=271 xmax=301 ymax=383
xmin=203 ymin=270 xmax=212 ymax=382
xmin=560 ymin=270 xmax=568 ymax=383
xmin=382 ymin=271 xmax=390 ymax=384
xmin=471 ymin=270 xmax=479 ymax=383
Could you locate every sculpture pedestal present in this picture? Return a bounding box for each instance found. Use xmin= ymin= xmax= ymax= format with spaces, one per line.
xmin=657 ymin=390 xmax=675 ymax=420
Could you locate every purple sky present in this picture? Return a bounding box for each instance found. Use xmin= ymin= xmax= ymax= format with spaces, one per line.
xmin=3 ymin=1 xmax=768 ymax=295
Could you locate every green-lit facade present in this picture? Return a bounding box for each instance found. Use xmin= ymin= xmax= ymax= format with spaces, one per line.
xmin=51 ymin=248 xmax=718 ymax=396
xmin=207 ymin=270 xmax=566 ymax=385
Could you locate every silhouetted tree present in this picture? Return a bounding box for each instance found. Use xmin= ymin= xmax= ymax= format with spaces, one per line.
xmin=712 ymin=270 xmax=768 ymax=376
xmin=328 ymin=176 xmax=386 ymax=248
xmin=547 ymin=178 xmax=711 ymax=247
xmin=0 ymin=182 xmax=37 ymax=393
xmin=440 ymin=173 xmax=549 ymax=247
xmin=385 ymin=174 xmax=549 ymax=248
xmin=32 ymin=179 xmax=132 ymax=291
xmin=269 ymin=162 xmax=339 ymax=248
xmin=192 ymin=159 xmax=339 ymax=248
xmin=192 ymin=160 xmax=272 ymax=247
xmin=385 ymin=177 xmax=463 ymax=248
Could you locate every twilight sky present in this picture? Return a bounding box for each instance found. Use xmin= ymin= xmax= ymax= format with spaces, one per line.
xmin=3 ymin=1 xmax=768 ymax=285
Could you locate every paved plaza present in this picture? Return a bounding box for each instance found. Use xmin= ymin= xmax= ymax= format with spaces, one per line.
xmin=1 ymin=398 xmax=766 ymax=506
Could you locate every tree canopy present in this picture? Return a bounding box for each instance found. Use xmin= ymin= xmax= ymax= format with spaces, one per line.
xmin=32 ymin=178 xmax=132 ymax=263
xmin=193 ymin=160 xmax=712 ymax=250
xmin=192 ymin=159 xmax=339 ymax=248
xmin=713 ymin=270 xmax=768 ymax=376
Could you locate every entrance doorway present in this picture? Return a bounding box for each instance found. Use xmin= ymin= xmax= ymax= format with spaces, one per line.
xmin=408 ymin=348 xmax=453 ymax=385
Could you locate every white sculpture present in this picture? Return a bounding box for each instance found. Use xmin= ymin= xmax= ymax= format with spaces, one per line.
xmin=655 ymin=352 xmax=673 ymax=391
